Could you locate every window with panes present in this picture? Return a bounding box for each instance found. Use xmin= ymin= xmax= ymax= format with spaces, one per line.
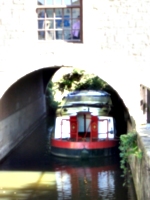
xmin=37 ymin=0 xmax=82 ymax=41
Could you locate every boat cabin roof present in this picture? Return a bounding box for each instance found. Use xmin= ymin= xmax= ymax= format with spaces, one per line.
xmin=66 ymin=90 xmax=110 ymax=97
xmin=59 ymin=90 xmax=112 ymax=107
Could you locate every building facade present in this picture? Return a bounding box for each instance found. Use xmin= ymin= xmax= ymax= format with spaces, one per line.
xmin=0 ymin=0 xmax=150 ymax=160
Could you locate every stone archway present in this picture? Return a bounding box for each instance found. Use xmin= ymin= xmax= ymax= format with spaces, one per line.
xmin=49 ymin=67 xmax=134 ymax=136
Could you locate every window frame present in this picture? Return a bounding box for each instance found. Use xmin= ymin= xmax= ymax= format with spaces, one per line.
xmin=36 ymin=0 xmax=82 ymax=42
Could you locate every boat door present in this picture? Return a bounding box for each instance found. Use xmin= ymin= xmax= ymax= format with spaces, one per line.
xmin=77 ymin=112 xmax=91 ymax=134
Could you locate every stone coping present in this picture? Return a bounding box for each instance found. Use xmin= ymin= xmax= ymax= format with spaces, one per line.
xmin=137 ymin=124 xmax=150 ymax=159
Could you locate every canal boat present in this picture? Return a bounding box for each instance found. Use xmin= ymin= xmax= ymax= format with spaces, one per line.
xmin=50 ymin=90 xmax=119 ymax=158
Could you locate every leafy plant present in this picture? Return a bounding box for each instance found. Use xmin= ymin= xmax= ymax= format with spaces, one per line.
xmin=119 ymin=132 xmax=142 ymax=186
xmin=55 ymin=69 xmax=85 ymax=93
xmin=75 ymin=75 xmax=107 ymax=90
xmin=54 ymin=69 xmax=108 ymax=93
xmin=46 ymin=81 xmax=60 ymax=113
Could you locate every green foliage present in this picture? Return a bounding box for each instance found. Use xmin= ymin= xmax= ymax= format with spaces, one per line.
xmin=119 ymin=132 xmax=143 ymax=186
xmin=46 ymin=81 xmax=60 ymax=111
xmin=75 ymin=76 xmax=107 ymax=90
xmin=55 ymin=69 xmax=108 ymax=93
xmin=56 ymin=69 xmax=85 ymax=93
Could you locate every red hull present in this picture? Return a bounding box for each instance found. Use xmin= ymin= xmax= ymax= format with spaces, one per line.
xmin=51 ymin=139 xmax=118 ymax=149
xmin=50 ymin=138 xmax=119 ymax=158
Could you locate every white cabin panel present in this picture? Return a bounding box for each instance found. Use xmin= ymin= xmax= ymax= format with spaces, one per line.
xmin=54 ymin=116 xmax=70 ymax=138
xmin=98 ymin=116 xmax=115 ymax=139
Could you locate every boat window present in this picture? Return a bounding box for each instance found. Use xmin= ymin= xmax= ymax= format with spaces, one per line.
xmin=64 ymin=95 xmax=112 ymax=105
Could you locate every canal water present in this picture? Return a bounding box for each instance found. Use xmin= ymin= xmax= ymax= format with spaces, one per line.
xmin=0 ymin=117 xmax=137 ymax=200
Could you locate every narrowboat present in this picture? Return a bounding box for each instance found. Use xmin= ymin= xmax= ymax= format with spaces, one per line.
xmin=50 ymin=90 xmax=119 ymax=158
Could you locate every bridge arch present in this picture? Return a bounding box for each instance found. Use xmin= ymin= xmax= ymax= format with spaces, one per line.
xmin=0 ymin=62 xmax=139 ymax=161
xmin=49 ymin=66 xmax=134 ymax=136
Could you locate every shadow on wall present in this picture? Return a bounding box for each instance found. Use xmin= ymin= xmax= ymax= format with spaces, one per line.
xmin=104 ymin=85 xmax=134 ymax=137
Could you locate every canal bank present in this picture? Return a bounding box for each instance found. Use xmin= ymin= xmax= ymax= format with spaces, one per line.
xmin=129 ymin=126 xmax=150 ymax=200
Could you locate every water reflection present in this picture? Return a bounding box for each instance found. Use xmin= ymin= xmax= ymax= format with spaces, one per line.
xmin=0 ymin=118 xmax=137 ymax=200
xmin=50 ymin=158 xmax=126 ymax=200
xmin=0 ymin=158 xmax=136 ymax=200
